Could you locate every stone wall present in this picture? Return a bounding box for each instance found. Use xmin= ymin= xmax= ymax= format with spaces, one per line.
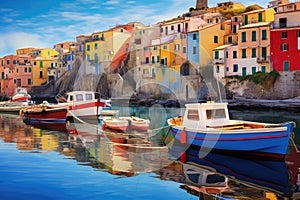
xmin=224 ymin=71 xmax=300 ymax=100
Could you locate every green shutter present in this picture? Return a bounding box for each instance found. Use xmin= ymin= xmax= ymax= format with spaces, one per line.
xmin=215 ymin=51 xmax=219 ymax=59
xmin=252 ymin=66 xmax=256 ymax=74
xmin=252 ymin=31 xmax=256 ymax=41
xmin=40 ymin=61 xmax=43 ymax=68
xmin=242 ymin=67 xmax=247 ymax=76
xmin=252 ymin=48 xmax=256 ymax=58
xmin=258 ymin=13 xmax=263 ymax=22
xmin=245 ymin=15 xmax=248 ymax=25
xmin=262 ymin=30 xmax=267 ymax=40
xmin=261 ymin=66 xmax=266 ymax=72
xmin=242 ymin=49 xmax=246 ymax=58
xmin=242 ymin=32 xmax=246 ymax=42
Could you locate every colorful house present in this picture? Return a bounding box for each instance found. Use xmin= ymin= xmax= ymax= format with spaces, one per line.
xmin=0 ymin=55 xmax=32 ymax=96
xmin=237 ymin=8 xmax=275 ymax=76
xmin=198 ymin=24 xmax=226 ymax=68
xmin=270 ymin=2 xmax=300 ymax=71
xmin=85 ymin=23 xmax=135 ymax=74
xmin=31 ymin=56 xmax=58 ymax=86
xmin=14 ymin=56 xmax=33 ymax=90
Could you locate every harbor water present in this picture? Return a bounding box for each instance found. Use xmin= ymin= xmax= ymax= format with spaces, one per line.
xmin=0 ymin=106 xmax=299 ymax=200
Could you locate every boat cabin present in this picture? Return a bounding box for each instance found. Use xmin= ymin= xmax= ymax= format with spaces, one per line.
xmin=182 ymin=102 xmax=230 ymax=129
xmin=66 ymin=91 xmax=96 ymax=103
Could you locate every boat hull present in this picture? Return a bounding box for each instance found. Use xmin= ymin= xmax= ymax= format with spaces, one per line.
xmin=22 ymin=108 xmax=67 ymax=124
xmin=169 ymin=122 xmax=294 ymax=156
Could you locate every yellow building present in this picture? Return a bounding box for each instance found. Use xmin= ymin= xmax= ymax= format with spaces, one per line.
xmin=242 ymin=8 xmax=275 ymax=25
xmin=85 ymin=24 xmax=133 ymax=73
xmin=199 ymin=24 xmax=226 ymax=67
xmin=16 ymin=48 xmax=36 ymax=56
xmin=31 ymin=56 xmax=58 ymax=86
xmin=38 ymin=48 xmax=59 ymax=58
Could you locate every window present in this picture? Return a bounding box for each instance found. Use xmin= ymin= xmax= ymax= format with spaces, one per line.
xmin=252 ymin=31 xmax=256 ymax=41
xmin=216 ymin=18 xmax=219 ymax=23
xmin=178 ymin=24 xmax=181 ymax=32
xmin=39 ymin=71 xmax=43 ymax=78
xmin=6 ymin=60 xmax=10 ymax=64
xmin=242 ymin=32 xmax=246 ymax=42
xmin=262 ymin=47 xmax=267 ymax=58
xmin=261 ymin=66 xmax=266 ymax=73
xmin=233 ymin=64 xmax=238 ymax=72
xmin=85 ymin=94 xmax=93 ymax=100
xmin=152 ymin=56 xmax=155 ymax=64
xmin=193 ymin=33 xmax=197 ymax=40
xmin=13 ymin=60 xmax=17 ymax=64
xmin=94 ymin=43 xmax=98 ymax=49
xmin=214 ymin=51 xmax=219 ymax=59
xmin=87 ymin=45 xmax=90 ymax=51
xmin=193 ymin=46 xmax=197 ymax=54
xmin=165 ymin=27 xmax=168 ymax=35
xmin=281 ymin=44 xmax=288 ymax=51
xmin=25 ymin=68 xmax=27 ymax=73
xmin=33 ymin=61 xmax=36 ymax=65
xmin=297 ymin=31 xmax=300 ymax=37
xmin=233 ymin=51 xmax=237 ymax=58
xmin=40 ymin=61 xmax=43 ymax=68
xmin=252 ymin=66 xmax=256 ymax=74
xmin=157 ymin=56 xmax=160 ymax=63
xmin=187 ymin=110 xmax=199 ymax=120
xmin=262 ymin=30 xmax=267 ymax=40
xmin=252 ymin=48 xmax=256 ymax=58
xmin=145 ymin=57 xmax=149 ymax=64
xmin=206 ymin=109 xmax=226 ymax=120
xmin=76 ymin=94 xmax=83 ymax=101
xmin=214 ymin=36 xmax=218 ymax=43
xmin=29 ymin=68 xmax=32 ymax=73
xmin=174 ymin=44 xmax=180 ymax=51
xmin=163 ymin=45 xmax=167 ymax=50
xmin=185 ymin=22 xmax=188 ymax=30
xmin=27 ymin=79 xmax=31 ymax=85
xmin=171 ymin=25 xmax=174 ymax=31
xmin=242 ymin=49 xmax=246 ymax=58
xmin=279 ymin=18 xmax=287 ymax=28
xmin=87 ymin=54 xmax=90 ymax=61
xmin=226 ymin=51 xmax=228 ymax=58
xmin=183 ymin=47 xmax=187 ymax=53
xmin=216 ymin=66 xmax=220 ymax=73
xmin=258 ymin=13 xmax=263 ymax=22
xmin=281 ymin=32 xmax=287 ymax=39
xmin=228 ymin=36 xmax=232 ymax=43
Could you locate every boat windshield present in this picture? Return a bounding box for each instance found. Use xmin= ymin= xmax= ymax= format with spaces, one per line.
xmin=206 ymin=109 xmax=226 ymax=120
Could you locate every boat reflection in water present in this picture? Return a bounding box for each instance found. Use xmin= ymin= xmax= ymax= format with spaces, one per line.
xmin=163 ymin=145 xmax=295 ymax=199
xmin=68 ymin=126 xmax=171 ymax=176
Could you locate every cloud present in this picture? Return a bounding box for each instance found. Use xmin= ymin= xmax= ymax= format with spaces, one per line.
xmin=103 ymin=0 xmax=119 ymax=5
xmin=0 ymin=32 xmax=51 ymax=57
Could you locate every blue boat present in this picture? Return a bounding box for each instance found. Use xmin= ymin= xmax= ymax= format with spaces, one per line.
xmin=167 ymin=102 xmax=295 ymax=158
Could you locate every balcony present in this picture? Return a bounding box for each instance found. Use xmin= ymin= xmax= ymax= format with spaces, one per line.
xmin=257 ymin=56 xmax=270 ymax=63
xmin=214 ymin=58 xmax=224 ymax=64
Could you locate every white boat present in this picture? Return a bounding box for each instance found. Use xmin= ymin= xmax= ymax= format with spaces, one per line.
xmin=0 ymin=87 xmax=32 ymax=113
xmin=103 ymin=116 xmax=150 ymax=132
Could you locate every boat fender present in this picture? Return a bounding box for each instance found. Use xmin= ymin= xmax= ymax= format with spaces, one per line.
xmin=180 ymin=129 xmax=187 ymax=144
xmin=19 ymin=109 xmax=23 ymax=116
xmin=102 ymin=122 xmax=106 ymax=130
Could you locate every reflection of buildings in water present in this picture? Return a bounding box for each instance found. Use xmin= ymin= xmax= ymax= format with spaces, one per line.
xmin=66 ymin=130 xmax=170 ymax=177
xmin=286 ymin=145 xmax=300 ymax=199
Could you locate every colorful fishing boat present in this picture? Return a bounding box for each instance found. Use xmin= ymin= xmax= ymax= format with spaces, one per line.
xmin=167 ymin=102 xmax=295 ymax=158
xmin=102 ymin=116 xmax=150 ymax=132
xmin=22 ymin=91 xmax=111 ymax=129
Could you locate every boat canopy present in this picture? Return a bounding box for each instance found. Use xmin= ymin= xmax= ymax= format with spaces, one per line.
xmin=66 ymin=91 xmax=96 ymax=103
xmin=182 ymin=102 xmax=230 ymax=129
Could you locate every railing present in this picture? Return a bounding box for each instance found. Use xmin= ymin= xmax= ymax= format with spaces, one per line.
xmin=214 ymin=58 xmax=224 ymax=64
xmin=257 ymin=56 xmax=270 ymax=63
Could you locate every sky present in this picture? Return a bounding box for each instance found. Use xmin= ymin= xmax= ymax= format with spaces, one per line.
xmin=0 ymin=0 xmax=268 ymax=57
